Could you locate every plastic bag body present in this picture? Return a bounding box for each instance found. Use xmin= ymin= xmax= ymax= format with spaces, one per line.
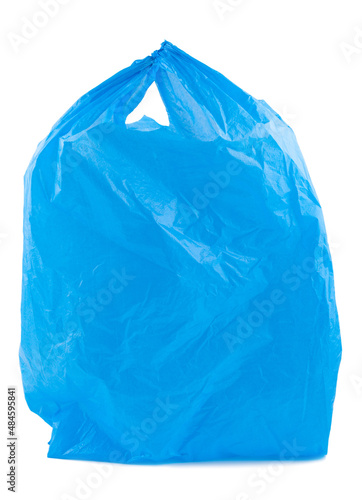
xmin=20 ymin=41 xmax=341 ymax=463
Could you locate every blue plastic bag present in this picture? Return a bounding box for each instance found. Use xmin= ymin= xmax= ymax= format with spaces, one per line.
xmin=20 ymin=41 xmax=341 ymax=463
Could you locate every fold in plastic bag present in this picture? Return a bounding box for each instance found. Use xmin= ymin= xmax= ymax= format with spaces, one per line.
xmin=20 ymin=41 xmax=341 ymax=464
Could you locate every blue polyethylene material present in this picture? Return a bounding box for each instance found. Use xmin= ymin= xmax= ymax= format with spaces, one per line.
xmin=20 ymin=41 xmax=341 ymax=464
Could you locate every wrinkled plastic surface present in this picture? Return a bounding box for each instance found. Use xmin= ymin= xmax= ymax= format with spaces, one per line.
xmin=20 ymin=41 xmax=341 ymax=463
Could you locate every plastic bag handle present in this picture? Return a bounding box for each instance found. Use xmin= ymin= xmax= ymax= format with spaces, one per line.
xmin=121 ymin=41 xmax=246 ymax=139
xmin=57 ymin=41 xmax=254 ymax=141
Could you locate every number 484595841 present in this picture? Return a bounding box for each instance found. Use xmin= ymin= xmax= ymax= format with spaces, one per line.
xmin=8 ymin=388 xmax=16 ymax=437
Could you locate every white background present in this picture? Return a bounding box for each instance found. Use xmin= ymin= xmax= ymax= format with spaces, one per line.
xmin=1 ymin=0 xmax=361 ymax=499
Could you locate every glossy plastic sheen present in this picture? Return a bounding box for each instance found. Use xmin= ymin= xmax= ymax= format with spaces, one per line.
xmin=20 ymin=41 xmax=341 ymax=464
